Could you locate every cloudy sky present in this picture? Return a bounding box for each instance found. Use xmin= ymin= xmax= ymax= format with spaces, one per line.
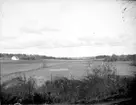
xmin=0 ymin=0 xmax=136 ymax=57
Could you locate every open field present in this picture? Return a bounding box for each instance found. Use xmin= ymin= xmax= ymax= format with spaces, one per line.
xmin=1 ymin=59 xmax=136 ymax=82
xmin=1 ymin=59 xmax=136 ymax=104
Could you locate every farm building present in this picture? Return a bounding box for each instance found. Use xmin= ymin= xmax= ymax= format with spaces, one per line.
xmin=11 ymin=56 xmax=19 ymax=60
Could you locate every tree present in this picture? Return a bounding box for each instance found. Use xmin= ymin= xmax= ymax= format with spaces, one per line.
xmin=132 ymin=54 xmax=136 ymax=66
xmin=111 ymin=54 xmax=118 ymax=61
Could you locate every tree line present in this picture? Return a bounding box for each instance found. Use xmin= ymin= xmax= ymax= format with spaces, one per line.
xmin=96 ymin=54 xmax=136 ymax=62
xmin=0 ymin=53 xmax=78 ymax=60
xmin=0 ymin=53 xmax=56 ymax=60
xmin=0 ymin=53 xmax=136 ymax=62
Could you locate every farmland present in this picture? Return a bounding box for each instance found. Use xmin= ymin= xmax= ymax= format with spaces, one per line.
xmin=1 ymin=59 xmax=136 ymax=104
xmin=1 ymin=59 xmax=136 ymax=83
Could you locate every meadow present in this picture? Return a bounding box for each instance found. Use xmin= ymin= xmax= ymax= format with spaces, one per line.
xmin=1 ymin=59 xmax=136 ymax=83
xmin=1 ymin=59 xmax=136 ymax=104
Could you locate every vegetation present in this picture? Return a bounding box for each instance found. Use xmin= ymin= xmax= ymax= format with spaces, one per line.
xmin=0 ymin=53 xmax=56 ymax=60
xmin=0 ymin=53 xmax=80 ymax=60
xmin=1 ymin=53 xmax=136 ymax=61
xmin=96 ymin=54 xmax=136 ymax=62
xmin=0 ymin=62 xmax=135 ymax=104
xmin=131 ymin=54 xmax=136 ymax=66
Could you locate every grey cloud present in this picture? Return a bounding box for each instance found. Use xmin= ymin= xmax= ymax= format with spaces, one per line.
xmin=0 ymin=36 xmax=18 ymax=41
xmin=20 ymin=27 xmax=60 ymax=35
xmin=0 ymin=37 xmax=46 ymax=49
xmin=0 ymin=41 xmax=23 ymax=49
xmin=17 ymin=39 xmax=52 ymax=49
xmin=1 ymin=36 xmax=86 ymax=50
xmin=78 ymin=36 xmax=124 ymax=46
xmin=1 ymin=35 xmax=127 ymax=51
xmin=53 ymin=41 xmax=83 ymax=48
xmin=41 ymin=27 xmax=60 ymax=32
xmin=20 ymin=27 xmax=43 ymax=34
xmin=36 ymin=40 xmax=83 ymax=49
xmin=107 ymin=41 xmax=122 ymax=46
xmin=133 ymin=42 xmax=136 ymax=50
xmin=1 ymin=38 xmax=76 ymax=50
xmin=78 ymin=36 xmax=97 ymax=46
xmin=78 ymin=36 xmax=105 ymax=46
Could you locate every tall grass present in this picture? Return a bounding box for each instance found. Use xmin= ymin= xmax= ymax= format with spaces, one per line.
xmin=0 ymin=62 xmax=135 ymax=104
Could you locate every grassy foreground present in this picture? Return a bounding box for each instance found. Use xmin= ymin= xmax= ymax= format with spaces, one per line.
xmin=0 ymin=62 xmax=136 ymax=105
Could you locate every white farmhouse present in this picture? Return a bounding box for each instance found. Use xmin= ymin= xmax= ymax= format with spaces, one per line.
xmin=11 ymin=56 xmax=19 ymax=60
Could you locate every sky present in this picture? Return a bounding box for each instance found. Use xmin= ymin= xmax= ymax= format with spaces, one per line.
xmin=0 ymin=0 xmax=136 ymax=57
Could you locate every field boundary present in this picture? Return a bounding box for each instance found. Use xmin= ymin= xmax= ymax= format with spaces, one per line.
xmin=1 ymin=62 xmax=67 ymax=78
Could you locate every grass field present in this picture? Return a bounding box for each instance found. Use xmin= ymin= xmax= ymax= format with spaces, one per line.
xmin=1 ymin=59 xmax=136 ymax=104
xmin=1 ymin=59 xmax=136 ymax=82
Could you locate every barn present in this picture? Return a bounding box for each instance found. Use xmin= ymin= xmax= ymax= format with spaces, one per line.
xmin=11 ymin=56 xmax=19 ymax=60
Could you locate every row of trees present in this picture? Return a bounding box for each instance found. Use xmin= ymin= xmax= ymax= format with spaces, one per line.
xmin=96 ymin=54 xmax=136 ymax=62
xmin=0 ymin=53 xmax=76 ymax=60
xmin=0 ymin=53 xmax=56 ymax=60
xmin=0 ymin=53 xmax=136 ymax=65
